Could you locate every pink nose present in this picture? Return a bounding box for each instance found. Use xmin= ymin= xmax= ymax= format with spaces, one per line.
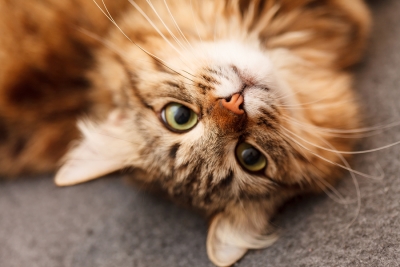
xmin=221 ymin=93 xmax=244 ymax=115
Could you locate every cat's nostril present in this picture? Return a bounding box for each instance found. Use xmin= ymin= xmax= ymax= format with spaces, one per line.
xmin=225 ymin=96 xmax=232 ymax=102
xmin=221 ymin=93 xmax=244 ymax=115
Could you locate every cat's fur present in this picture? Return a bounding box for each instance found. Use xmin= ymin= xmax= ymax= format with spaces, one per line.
xmin=0 ymin=0 xmax=370 ymax=266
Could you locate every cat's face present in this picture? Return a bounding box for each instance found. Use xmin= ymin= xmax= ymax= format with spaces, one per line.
xmin=118 ymin=40 xmax=304 ymax=211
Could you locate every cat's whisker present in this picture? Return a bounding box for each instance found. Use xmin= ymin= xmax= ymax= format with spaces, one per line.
xmin=270 ymin=84 xmax=305 ymax=101
xmin=314 ymin=177 xmax=354 ymax=205
xmin=281 ymin=133 xmax=358 ymax=206
xmin=311 ymin=132 xmax=362 ymax=227
xmin=288 ymin=142 xmax=354 ymax=205
xmin=161 ymin=4 xmax=203 ymax=70
xmin=78 ymin=28 xmax=177 ymax=73
xmin=65 ymin=158 xmax=126 ymax=162
xmin=172 ymin=78 xmax=194 ymax=88
xmin=300 ymin=130 xmax=385 ymax=139
xmin=284 ymin=135 xmax=359 ymax=207
xmin=281 ymin=132 xmax=362 ymax=226
xmin=77 ymin=27 xmax=128 ymax=58
xmin=101 ymin=0 xmax=114 ymax=22
xmin=145 ymin=0 xmax=191 ymax=55
xmin=78 ymin=27 xmax=190 ymax=82
xmin=93 ymin=0 xmax=131 ymax=42
xmin=274 ymin=96 xmax=351 ymax=108
xmin=93 ymin=0 xmax=194 ymax=82
xmin=165 ymin=2 xmax=208 ymax=72
xmin=282 ymin=115 xmax=397 ymax=139
xmin=278 ymin=104 xmax=351 ymax=111
xmin=146 ymin=0 xmax=204 ymax=69
xmin=163 ymin=0 xmax=196 ymax=52
xmin=92 ymin=0 xmax=112 ymax=20
xmin=282 ymin=114 xmax=400 ymax=134
xmin=280 ymin=131 xmax=384 ymax=180
xmin=281 ymin=126 xmax=400 ymax=155
xmin=181 ymin=70 xmax=196 ymax=78
xmin=128 ymin=0 xmax=193 ymax=70
xmin=281 ymin=116 xmax=378 ymax=139
xmin=190 ymin=0 xmax=204 ymax=46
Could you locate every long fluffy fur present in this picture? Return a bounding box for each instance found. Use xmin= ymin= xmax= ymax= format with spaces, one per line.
xmin=0 ymin=0 xmax=371 ymax=266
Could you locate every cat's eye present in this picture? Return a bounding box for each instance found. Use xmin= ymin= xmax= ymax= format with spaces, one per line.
xmin=236 ymin=143 xmax=267 ymax=172
xmin=161 ymin=103 xmax=198 ymax=132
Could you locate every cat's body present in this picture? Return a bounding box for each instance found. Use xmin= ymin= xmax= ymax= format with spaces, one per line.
xmin=0 ymin=0 xmax=371 ymax=266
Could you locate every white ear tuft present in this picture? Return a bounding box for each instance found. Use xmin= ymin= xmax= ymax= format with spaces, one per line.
xmin=207 ymin=206 xmax=278 ymax=267
xmin=55 ymin=110 xmax=135 ymax=186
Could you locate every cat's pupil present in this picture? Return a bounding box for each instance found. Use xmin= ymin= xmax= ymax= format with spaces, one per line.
xmin=174 ymin=106 xmax=191 ymax=125
xmin=241 ymin=148 xmax=260 ymax=165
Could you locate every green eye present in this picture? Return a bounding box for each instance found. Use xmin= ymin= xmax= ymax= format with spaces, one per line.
xmin=162 ymin=103 xmax=198 ymax=132
xmin=236 ymin=142 xmax=267 ymax=172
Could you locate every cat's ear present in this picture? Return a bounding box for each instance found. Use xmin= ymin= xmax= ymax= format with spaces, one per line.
xmin=207 ymin=204 xmax=278 ymax=267
xmin=55 ymin=110 xmax=134 ymax=186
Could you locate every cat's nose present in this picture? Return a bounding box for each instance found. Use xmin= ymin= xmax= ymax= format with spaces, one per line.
xmin=221 ymin=93 xmax=244 ymax=115
xmin=211 ymin=92 xmax=246 ymax=133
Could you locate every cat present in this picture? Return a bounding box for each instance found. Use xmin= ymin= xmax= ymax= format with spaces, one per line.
xmin=0 ymin=0 xmax=371 ymax=266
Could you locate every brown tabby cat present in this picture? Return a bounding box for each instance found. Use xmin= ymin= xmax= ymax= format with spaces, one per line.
xmin=0 ymin=0 xmax=371 ymax=266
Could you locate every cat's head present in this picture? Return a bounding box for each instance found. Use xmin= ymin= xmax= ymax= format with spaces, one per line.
xmin=55 ymin=39 xmax=357 ymax=266
xmin=55 ymin=1 xmax=364 ymax=265
xmin=119 ymin=40 xmax=303 ymax=209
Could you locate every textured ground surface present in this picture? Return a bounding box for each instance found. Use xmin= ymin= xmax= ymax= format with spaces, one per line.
xmin=1 ymin=0 xmax=399 ymax=266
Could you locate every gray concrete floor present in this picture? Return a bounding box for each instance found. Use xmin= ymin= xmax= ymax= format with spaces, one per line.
xmin=1 ymin=0 xmax=399 ymax=266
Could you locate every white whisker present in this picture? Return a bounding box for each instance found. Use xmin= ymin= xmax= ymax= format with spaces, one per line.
xmin=282 ymin=115 xmax=400 ymax=134
xmin=281 ymin=126 xmax=400 ymax=155
xmin=145 ymin=0 xmax=189 ymax=53
xmin=190 ymin=0 xmax=204 ymax=45
xmin=281 ymin=116 xmax=393 ymax=139
xmin=128 ymin=0 xmax=190 ymax=68
xmin=77 ymin=27 xmax=127 ymax=58
xmin=312 ymin=133 xmax=362 ymax=227
xmin=275 ymin=97 xmax=352 ymax=109
xmin=101 ymin=0 xmax=114 ymax=21
xmin=93 ymin=0 xmax=133 ymax=44
xmin=163 ymin=0 xmax=195 ymax=51
xmin=280 ymin=131 xmax=384 ymax=180
xmin=314 ymin=178 xmax=354 ymax=205
xmin=93 ymin=0 xmax=194 ymax=82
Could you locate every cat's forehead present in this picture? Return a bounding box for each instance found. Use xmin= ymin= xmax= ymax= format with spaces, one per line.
xmin=194 ymin=41 xmax=274 ymax=86
xmin=197 ymin=41 xmax=273 ymax=77
xmin=157 ymin=40 xmax=278 ymax=98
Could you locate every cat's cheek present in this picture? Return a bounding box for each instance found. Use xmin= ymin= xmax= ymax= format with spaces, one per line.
xmin=178 ymin=121 xmax=205 ymax=144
